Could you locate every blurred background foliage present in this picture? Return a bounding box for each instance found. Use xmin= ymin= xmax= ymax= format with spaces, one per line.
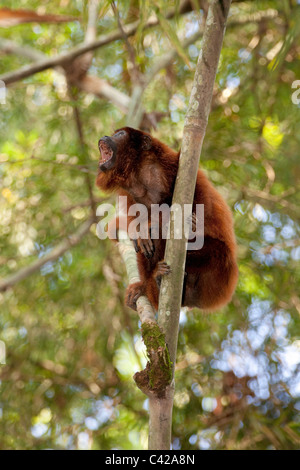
xmin=0 ymin=0 xmax=300 ymax=450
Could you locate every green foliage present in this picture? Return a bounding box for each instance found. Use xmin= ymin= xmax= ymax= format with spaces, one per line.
xmin=0 ymin=0 xmax=299 ymax=450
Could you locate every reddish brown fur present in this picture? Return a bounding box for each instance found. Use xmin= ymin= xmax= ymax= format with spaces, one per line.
xmin=96 ymin=127 xmax=238 ymax=312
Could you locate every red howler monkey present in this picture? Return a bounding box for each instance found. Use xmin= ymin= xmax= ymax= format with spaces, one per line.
xmin=96 ymin=127 xmax=238 ymax=312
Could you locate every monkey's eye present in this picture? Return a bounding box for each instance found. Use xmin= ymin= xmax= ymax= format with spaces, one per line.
xmin=116 ymin=130 xmax=126 ymax=136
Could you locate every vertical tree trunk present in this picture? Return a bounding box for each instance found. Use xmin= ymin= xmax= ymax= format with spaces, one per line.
xmin=148 ymin=390 xmax=174 ymax=450
xmin=153 ymin=0 xmax=233 ymax=450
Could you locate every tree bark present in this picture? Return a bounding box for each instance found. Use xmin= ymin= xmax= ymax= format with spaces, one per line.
xmin=148 ymin=389 xmax=174 ymax=450
xmin=155 ymin=0 xmax=233 ymax=450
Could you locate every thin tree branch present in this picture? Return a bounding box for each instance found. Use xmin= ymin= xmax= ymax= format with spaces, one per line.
xmin=0 ymin=0 xmax=193 ymax=86
xmin=62 ymin=196 xmax=110 ymax=214
xmin=0 ymin=37 xmax=131 ymax=111
xmin=117 ymin=230 xmax=156 ymax=325
xmin=0 ymin=38 xmax=45 ymax=61
xmin=67 ymin=0 xmax=100 ymax=216
xmin=79 ymin=74 xmax=130 ymax=112
xmin=111 ymin=1 xmax=145 ymax=127
xmin=0 ymin=155 xmax=93 ymax=173
xmin=111 ymin=1 xmax=142 ymax=86
xmin=64 ymin=0 xmax=99 ymax=82
xmin=70 ymin=93 xmax=97 ymax=215
xmin=127 ymin=8 xmax=279 ymax=128
xmin=240 ymin=185 xmax=299 ymax=217
xmin=85 ymin=0 xmax=99 ymax=43
xmin=0 ymin=8 xmax=279 ymax=122
xmin=117 ymin=230 xmax=173 ymax=401
xmin=0 ymin=217 xmax=95 ymax=292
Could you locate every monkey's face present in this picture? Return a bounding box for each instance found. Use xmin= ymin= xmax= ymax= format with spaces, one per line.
xmin=98 ymin=127 xmax=152 ymax=172
xmin=98 ymin=131 xmax=121 ymax=172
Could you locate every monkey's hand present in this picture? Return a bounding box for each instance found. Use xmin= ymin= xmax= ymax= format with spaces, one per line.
xmin=131 ymin=223 xmax=155 ymax=259
xmin=153 ymin=260 xmax=171 ymax=288
xmin=133 ymin=237 xmax=154 ymax=259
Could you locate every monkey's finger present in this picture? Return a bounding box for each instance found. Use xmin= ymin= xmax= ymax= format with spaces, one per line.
xmin=154 ymin=261 xmax=171 ymax=278
xmin=191 ymin=213 xmax=197 ymax=232
xmin=133 ymin=238 xmax=139 ymax=253
xmin=144 ymin=241 xmax=154 ymax=258
xmin=133 ymin=292 xmax=141 ymax=304
xmin=187 ymin=212 xmax=197 ymax=232
xmin=157 ymin=261 xmax=171 ymax=275
xmin=138 ymin=241 xmax=147 ymax=257
xmin=147 ymin=237 xmax=155 ymax=256
xmin=126 ymin=292 xmax=137 ymax=311
xmin=149 ymin=237 xmax=155 ymax=254
xmin=140 ymin=239 xmax=154 ymax=259
xmin=161 ymin=265 xmax=171 ymax=274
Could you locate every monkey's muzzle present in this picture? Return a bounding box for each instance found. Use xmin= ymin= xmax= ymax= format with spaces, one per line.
xmin=98 ymin=136 xmax=117 ymax=171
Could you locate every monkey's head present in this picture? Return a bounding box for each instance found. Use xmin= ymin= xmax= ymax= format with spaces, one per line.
xmin=96 ymin=127 xmax=178 ymax=193
xmin=98 ymin=127 xmax=152 ymax=173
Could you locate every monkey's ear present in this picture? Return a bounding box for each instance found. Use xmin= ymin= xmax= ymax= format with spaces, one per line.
xmin=142 ymin=135 xmax=152 ymax=151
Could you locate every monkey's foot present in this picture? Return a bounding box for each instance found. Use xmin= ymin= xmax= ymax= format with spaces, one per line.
xmin=125 ymin=282 xmax=145 ymax=311
xmin=154 ymin=261 xmax=171 ymax=288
